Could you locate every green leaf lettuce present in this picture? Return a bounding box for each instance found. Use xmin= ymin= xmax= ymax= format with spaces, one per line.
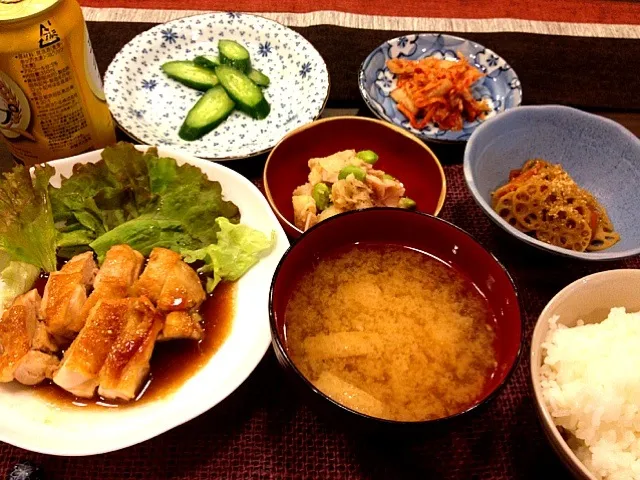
xmin=50 ymin=142 xmax=240 ymax=261
xmin=0 ymin=164 xmax=57 ymax=272
xmin=49 ymin=143 xmax=158 ymax=242
xmin=89 ymin=219 xmax=201 ymax=263
xmin=146 ymin=154 xmax=240 ymax=246
xmin=0 ymin=250 xmax=40 ymax=316
xmin=182 ymin=218 xmax=275 ymax=293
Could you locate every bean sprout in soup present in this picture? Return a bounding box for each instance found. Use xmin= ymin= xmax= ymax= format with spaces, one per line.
xmin=284 ymin=244 xmax=498 ymax=421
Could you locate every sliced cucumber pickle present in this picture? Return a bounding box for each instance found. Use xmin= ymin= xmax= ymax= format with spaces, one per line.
xmin=218 ymin=40 xmax=251 ymax=73
xmin=215 ymin=65 xmax=270 ymax=119
xmin=194 ymin=55 xmax=221 ymax=69
xmin=161 ymin=60 xmax=219 ymax=91
xmin=247 ymin=68 xmax=270 ymax=87
xmin=178 ymin=85 xmax=235 ymax=141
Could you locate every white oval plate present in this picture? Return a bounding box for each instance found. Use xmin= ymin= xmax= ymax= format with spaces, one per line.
xmin=0 ymin=146 xmax=289 ymax=456
xmin=104 ymin=12 xmax=330 ymax=160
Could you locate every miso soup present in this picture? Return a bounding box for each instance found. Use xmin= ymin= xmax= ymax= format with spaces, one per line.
xmin=284 ymin=243 xmax=498 ymax=421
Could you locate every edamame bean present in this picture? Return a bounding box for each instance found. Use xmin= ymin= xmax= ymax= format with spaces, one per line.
xmin=312 ymin=183 xmax=331 ymax=210
xmin=398 ymin=197 xmax=417 ymax=209
xmin=356 ymin=150 xmax=379 ymax=165
xmin=338 ymin=165 xmax=366 ymax=182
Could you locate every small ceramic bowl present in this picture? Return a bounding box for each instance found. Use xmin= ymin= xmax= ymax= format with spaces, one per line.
xmin=269 ymin=208 xmax=522 ymax=429
xmin=263 ymin=116 xmax=446 ymax=238
xmin=531 ymin=269 xmax=640 ymax=480
xmin=464 ymin=105 xmax=640 ymax=260
xmin=358 ymin=33 xmax=522 ymax=143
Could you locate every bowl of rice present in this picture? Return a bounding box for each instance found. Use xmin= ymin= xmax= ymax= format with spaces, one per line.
xmin=531 ymin=269 xmax=640 ymax=480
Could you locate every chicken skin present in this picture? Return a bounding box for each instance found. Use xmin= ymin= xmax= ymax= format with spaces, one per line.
xmin=4 ymin=244 xmax=208 ymax=399
xmin=80 ymin=245 xmax=144 ymax=321
xmin=0 ymin=301 xmax=34 ymax=382
xmin=53 ymin=296 xmax=162 ymax=399
xmin=53 ymin=299 xmax=129 ymax=397
xmin=132 ymin=248 xmax=206 ymax=341
xmin=40 ymin=252 xmax=97 ymax=342
xmin=98 ymin=296 xmax=163 ymax=401
xmin=0 ymin=290 xmax=59 ymax=384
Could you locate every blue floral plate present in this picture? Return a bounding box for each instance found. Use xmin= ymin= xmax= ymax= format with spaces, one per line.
xmin=104 ymin=12 xmax=330 ymax=160
xmin=358 ymin=34 xmax=522 ymax=143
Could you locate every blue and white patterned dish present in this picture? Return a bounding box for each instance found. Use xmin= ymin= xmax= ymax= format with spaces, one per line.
xmin=104 ymin=12 xmax=330 ymax=160
xmin=464 ymin=105 xmax=640 ymax=261
xmin=358 ymin=34 xmax=522 ymax=143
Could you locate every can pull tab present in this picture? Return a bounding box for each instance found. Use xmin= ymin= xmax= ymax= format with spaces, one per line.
xmin=0 ymin=104 xmax=18 ymax=125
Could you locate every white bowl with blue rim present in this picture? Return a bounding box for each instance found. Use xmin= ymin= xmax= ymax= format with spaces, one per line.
xmin=358 ymin=33 xmax=522 ymax=143
xmin=464 ymin=105 xmax=640 ymax=261
xmin=104 ymin=12 xmax=330 ymax=161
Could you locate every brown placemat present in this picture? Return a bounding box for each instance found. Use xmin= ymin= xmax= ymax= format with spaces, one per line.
xmin=86 ymin=22 xmax=640 ymax=111
xmin=1 ymin=20 xmax=639 ymax=479
xmin=1 ymin=163 xmax=638 ymax=479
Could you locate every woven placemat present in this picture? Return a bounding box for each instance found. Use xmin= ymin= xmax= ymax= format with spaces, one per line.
xmin=1 ymin=163 xmax=637 ymax=479
xmin=86 ymin=22 xmax=640 ymax=111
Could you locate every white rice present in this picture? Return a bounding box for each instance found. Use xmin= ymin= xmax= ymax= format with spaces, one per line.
xmin=540 ymin=307 xmax=640 ymax=480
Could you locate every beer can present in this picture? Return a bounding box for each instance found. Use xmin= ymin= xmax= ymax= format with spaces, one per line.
xmin=0 ymin=0 xmax=116 ymax=165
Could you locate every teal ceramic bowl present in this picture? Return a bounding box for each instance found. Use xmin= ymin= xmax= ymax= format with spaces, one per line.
xmin=464 ymin=105 xmax=640 ymax=261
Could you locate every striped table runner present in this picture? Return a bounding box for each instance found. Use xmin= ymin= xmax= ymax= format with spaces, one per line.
xmin=0 ymin=3 xmax=639 ymax=479
xmin=81 ymin=0 xmax=640 ymax=38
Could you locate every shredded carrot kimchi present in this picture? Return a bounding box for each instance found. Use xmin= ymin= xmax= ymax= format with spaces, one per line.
xmin=387 ymin=53 xmax=491 ymax=131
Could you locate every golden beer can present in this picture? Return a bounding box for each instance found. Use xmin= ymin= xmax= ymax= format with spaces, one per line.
xmin=0 ymin=0 xmax=116 ymax=165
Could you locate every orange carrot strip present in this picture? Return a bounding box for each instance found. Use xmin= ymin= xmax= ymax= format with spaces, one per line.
xmin=386 ymin=53 xmax=489 ymax=131
xmin=589 ymin=209 xmax=599 ymax=233
xmin=397 ymin=103 xmax=420 ymax=128
xmin=508 ymin=169 xmax=522 ymax=181
xmin=492 ymin=184 xmax=518 ymax=199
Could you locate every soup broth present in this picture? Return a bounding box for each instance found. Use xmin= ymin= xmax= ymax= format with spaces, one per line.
xmin=284 ymin=244 xmax=498 ymax=421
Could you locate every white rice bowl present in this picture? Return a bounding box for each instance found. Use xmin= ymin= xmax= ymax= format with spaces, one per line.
xmin=540 ymin=307 xmax=640 ymax=480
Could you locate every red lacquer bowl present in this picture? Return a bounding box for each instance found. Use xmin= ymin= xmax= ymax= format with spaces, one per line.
xmin=269 ymin=208 xmax=522 ymax=429
xmin=263 ymin=116 xmax=447 ymax=238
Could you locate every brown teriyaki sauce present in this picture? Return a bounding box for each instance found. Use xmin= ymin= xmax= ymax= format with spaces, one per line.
xmin=32 ymin=260 xmax=236 ymax=409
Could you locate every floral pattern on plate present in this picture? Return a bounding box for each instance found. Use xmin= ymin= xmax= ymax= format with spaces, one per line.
xmin=358 ymin=34 xmax=522 ymax=143
xmin=104 ymin=12 xmax=330 ymax=160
